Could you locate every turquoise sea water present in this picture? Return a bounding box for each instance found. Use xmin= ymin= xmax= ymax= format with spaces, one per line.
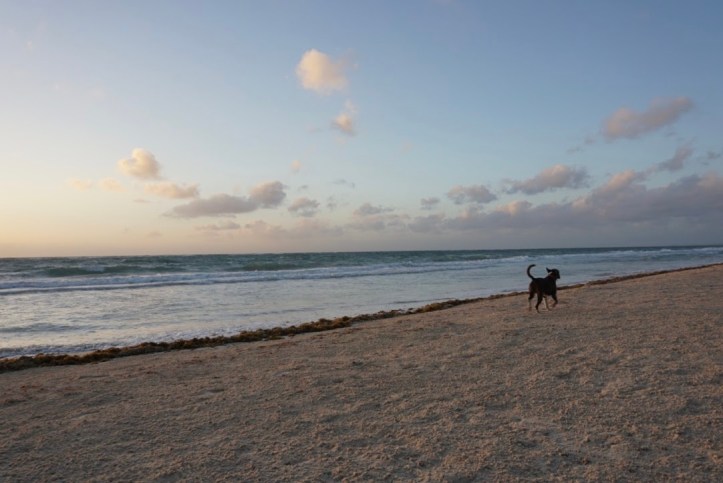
xmin=1 ymin=246 xmax=721 ymax=358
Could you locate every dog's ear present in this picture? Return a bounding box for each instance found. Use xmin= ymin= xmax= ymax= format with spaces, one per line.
xmin=546 ymin=268 xmax=551 ymax=273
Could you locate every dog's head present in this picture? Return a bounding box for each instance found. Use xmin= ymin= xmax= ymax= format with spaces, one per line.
xmin=546 ymin=267 xmax=561 ymax=280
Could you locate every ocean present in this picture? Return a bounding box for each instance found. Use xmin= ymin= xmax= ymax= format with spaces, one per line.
xmin=1 ymin=246 xmax=721 ymax=359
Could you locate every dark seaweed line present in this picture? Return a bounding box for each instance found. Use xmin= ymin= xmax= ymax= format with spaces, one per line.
xmin=1 ymin=263 xmax=720 ymax=373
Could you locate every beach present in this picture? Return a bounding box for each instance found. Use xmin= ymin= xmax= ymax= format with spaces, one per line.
xmin=1 ymin=265 xmax=721 ymax=481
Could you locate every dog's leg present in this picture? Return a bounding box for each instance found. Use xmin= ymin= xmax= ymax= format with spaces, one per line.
xmin=528 ymin=284 xmax=535 ymax=311
xmin=535 ymin=293 xmax=543 ymax=312
xmin=551 ymin=293 xmax=558 ymax=308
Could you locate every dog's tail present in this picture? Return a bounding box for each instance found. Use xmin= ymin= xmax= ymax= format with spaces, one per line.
xmin=526 ymin=264 xmax=536 ymax=279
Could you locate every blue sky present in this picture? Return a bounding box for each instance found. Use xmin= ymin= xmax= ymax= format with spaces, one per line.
xmin=1 ymin=0 xmax=722 ymax=256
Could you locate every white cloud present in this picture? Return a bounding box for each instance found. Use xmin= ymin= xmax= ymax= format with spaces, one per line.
xmin=195 ymin=221 xmax=241 ymax=231
xmin=296 ymin=49 xmax=348 ymax=94
xmin=249 ymin=181 xmax=286 ymax=208
xmin=332 ymin=112 xmax=356 ymax=136
xmin=567 ymin=135 xmax=597 ymax=154
xmin=395 ymin=165 xmax=723 ymax=247
xmin=288 ymin=197 xmax=320 ymax=217
xmin=291 ymin=218 xmax=344 ymax=238
xmin=603 ymin=97 xmax=693 ymax=141
xmin=170 ymin=194 xmax=258 ymax=218
xmin=242 ymin=220 xmax=286 ymax=238
xmin=442 ymin=171 xmax=723 ymax=232
xmin=496 ymin=200 xmax=533 ymax=216
xmin=240 ymin=219 xmax=343 ymax=240
xmin=654 ymin=145 xmax=693 ymax=173
xmin=291 ymin=159 xmax=302 ymax=173
xmin=577 ymin=172 xmax=723 ymax=224
xmin=68 ymin=178 xmax=93 ymax=191
xmin=408 ymin=213 xmax=446 ymax=233
xmin=447 ymin=184 xmax=497 ymax=205
xmin=332 ymin=100 xmax=357 ymax=136
xmin=349 ymin=203 xmax=406 ymax=231
xmin=145 ymin=182 xmax=199 ymax=199
xmin=349 ymin=213 xmax=409 ymax=232
xmin=170 ymin=181 xmax=286 ymax=218
xmin=354 ymin=203 xmax=393 ymax=217
xmin=180 ymin=170 xmax=723 ymax=245
xmin=420 ymin=197 xmax=440 ymax=210
xmin=99 ymin=178 xmax=125 ymax=192
xmin=326 ymin=196 xmax=340 ymax=211
xmin=594 ymin=170 xmax=647 ymax=197
xmin=118 ymin=148 xmax=162 ymax=179
xmin=505 ymin=164 xmax=589 ymax=195
xmin=334 ymin=179 xmax=356 ymax=189
xmin=571 ymin=170 xmax=646 ymax=213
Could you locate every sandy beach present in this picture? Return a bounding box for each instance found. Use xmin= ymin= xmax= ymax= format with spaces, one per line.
xmin=1 ymin=265 xmax=721 ymax=481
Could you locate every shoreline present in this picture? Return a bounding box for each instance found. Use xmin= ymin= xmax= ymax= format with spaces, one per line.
xmin=1 ymin=263 xmax=721 ymax=480
xmin=2 ymin=262 xmax=721 ymax=373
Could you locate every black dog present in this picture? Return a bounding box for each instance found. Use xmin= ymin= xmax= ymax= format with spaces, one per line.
xmin=527 ymin=264 xmax=561 ymax=312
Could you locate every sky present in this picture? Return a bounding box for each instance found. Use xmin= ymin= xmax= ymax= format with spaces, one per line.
xmin=1 ymin=0 xmax=722 ymax=257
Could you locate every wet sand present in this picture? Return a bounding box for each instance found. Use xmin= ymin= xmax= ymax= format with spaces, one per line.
xmin=1 ymin=265 xmax=721 ymax=481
